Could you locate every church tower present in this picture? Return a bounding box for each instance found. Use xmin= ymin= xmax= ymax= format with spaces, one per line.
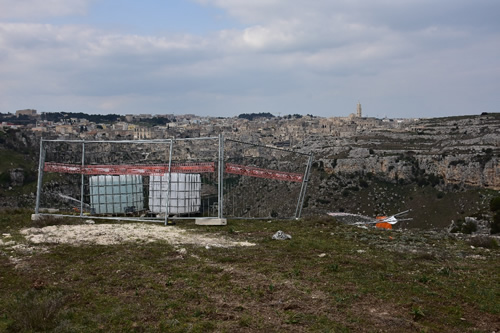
xmin=356 ymin=102 xmax=362 ymax=118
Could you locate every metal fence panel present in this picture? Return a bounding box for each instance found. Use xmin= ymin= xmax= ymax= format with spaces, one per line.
xmin=223 ymin=139 xmax=312 ymax=219
xmin=35 ymin=136 xmax=312 ymax=222
xmin=35 ymin=138 xmax=222 ymax=223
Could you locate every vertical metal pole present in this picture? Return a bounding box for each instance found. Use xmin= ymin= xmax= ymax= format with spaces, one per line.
xmin=165 ymin=139 xmax=174 ymax=225
xmin=295 ymin=154 xmax=313 ymax=219
xmin=80 ymin=141 xmax=85 ymax=217
xmin=218 ymin=133 xmax=224 ymax=219
xmin=35 ymin=139 xmax=45 ymax=214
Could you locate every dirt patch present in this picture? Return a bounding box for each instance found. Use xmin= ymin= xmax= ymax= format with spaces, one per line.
xmin=20 ymin=224 xmax=256 ymax=248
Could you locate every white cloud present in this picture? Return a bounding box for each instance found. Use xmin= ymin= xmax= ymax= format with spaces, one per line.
xmin=0 ymin=0 xmax=499 ymax=116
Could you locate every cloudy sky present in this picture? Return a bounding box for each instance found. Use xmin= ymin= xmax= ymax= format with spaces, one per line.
xmin=1 ymin=0 xmax=499 ymax=118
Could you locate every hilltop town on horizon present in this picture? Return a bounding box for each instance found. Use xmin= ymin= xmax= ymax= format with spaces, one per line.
xmin=3 ymin=105 xmax=494 ymax=144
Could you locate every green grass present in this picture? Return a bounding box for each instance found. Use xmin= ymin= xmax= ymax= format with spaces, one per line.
xmin=1 ymin=209 xmax=499 ymax=332
xmin=0 ymin=150 xmax=34 ymax=173
xmin=0 ymin=148 xmax=38 ymax=200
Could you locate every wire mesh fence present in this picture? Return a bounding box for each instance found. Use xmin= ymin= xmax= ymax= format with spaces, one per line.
xmin=223 ymin=139 xmax=312 ymax=219
xmin=35 ymin=136 xmax=312 ymax=223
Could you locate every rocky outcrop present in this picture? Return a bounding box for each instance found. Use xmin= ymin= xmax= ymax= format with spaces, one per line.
xmin=307 ymin=115 xmax=500 ymax=190
xmin=324 ymin=154 xmax=499 ymax=189
xmin=9 ymin=168 xmax=25 ymax=186
xmin=435 ymin=156 xmax=499 ymax=189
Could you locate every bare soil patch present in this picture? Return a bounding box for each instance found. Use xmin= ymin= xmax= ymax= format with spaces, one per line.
xmin=20 ymin=223 xmax=256 ymax=248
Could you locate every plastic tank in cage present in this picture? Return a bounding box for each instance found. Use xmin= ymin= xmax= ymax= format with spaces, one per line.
xmin=149 ymin=173 xmax=201 ymax=214
xmin=89 ymin=175 xmax=144 ymax=214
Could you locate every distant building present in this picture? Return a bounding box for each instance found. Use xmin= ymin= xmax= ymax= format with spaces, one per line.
xmin=31 ymin=126 xmax=47 ymax=133
xmin=16 ymin=109 xmax=37 ymax=118
xmin=112 ymin=122 xmax=130 ymax=131
xmin=55 ymin=124 xmax=75 ymax=135
xmin=356 ymin=102 xmax=362 ymax=118
xmin=134 ymin=127 xmax=153 ymax=139
xmin=1 ymin=122 xmax=19 ymax=129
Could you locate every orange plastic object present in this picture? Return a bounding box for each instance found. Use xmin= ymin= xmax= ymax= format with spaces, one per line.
xmin=375 ymin=222 xmax=392 ymax=230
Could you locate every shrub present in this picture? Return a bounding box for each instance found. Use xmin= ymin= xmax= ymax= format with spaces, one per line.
xmin=411 ymin=306 xmax=425 ymax=321
xmin=7 ymin=289 xmax=66 ymax=332
xmin=469 ymin=236 xmax=499 ymax=249
xmin=489 ymin=197 xmax=500 ymax=234
xmin=462 ymin=220 xmax=478 ymax=234
xmin=491 ymin=213 xmax=500 ymax=235
xmin=316 ymin=198 xmax=331 ymax=205
xmin=450 ymin=219 xmax=477 ymax=234
xmin=0 ymin=172 xmax=11 ymax=185
xmin=490 ymin=197 xmax=500 ymax=212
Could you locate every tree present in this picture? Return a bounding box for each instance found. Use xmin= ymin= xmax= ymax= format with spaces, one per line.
xmin=238 ymin=113 xmax=274 ymax=121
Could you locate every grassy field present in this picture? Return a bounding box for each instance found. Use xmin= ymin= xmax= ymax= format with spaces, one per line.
xmin=0 ymin=210 xmax=499 ymax=332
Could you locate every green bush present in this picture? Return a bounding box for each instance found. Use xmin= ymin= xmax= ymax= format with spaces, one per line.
xmin=462 ymin=220 xmax=478 ymax=234
xmin=490 ymin=197 xmax=500 ymax=212
xmin=450 ymin=219 xmax=477 ymax=234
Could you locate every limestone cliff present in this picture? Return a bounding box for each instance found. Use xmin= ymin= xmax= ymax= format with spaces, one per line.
xmin=304 ymin=114 xmax=500 ymax=190
xmin=323 ymin=154 xmax=499 ymax=190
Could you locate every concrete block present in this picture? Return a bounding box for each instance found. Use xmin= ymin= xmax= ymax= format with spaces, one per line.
xmin=31 ymin=213 xmax=64 ymax=221
xmin=195 ymin=218 xmax=227 ymax=226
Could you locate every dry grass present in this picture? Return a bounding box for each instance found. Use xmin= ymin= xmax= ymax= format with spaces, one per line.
xmin=1 ymin=209 xmax=499 ymax=332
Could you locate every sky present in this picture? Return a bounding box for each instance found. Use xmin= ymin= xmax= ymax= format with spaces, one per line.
xmin=0 ymin=0 xmax=499 ymax=118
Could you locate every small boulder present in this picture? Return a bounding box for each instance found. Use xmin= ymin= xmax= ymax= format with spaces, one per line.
xmin=272 ymin=230 xmax=292 ymax=240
